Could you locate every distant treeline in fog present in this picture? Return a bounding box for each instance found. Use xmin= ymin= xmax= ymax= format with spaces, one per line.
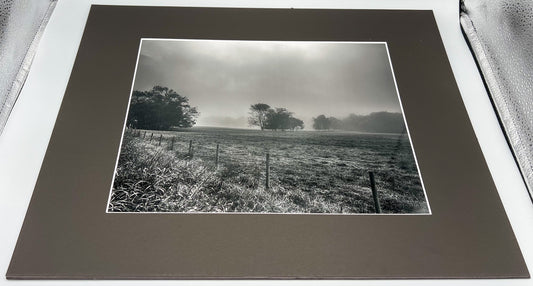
xmin=313 ymin=112 xmax=406 ymax=133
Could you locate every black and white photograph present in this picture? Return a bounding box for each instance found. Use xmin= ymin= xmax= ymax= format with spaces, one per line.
xmin=107 ymin=39 xmax=429 ymax=214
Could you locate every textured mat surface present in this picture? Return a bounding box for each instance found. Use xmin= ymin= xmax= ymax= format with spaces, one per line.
xmin=0 ymin=0 xmax=56 ymax=135
xmin=461 ymin=0 xmax=533 ymax=199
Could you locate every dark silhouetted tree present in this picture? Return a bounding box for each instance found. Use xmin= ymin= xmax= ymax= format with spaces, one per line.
xmin=127 ymin=86 xmax=199 ymax=130
xmin=265 ymin=108 xmax=292 ymax=130
xmin=249 ymin=104 xmax=303 ymax=131
xmin=248 ymin=103 xmax=271 ymax=130
xmin=312 ymin=114 xmax=331 ymax=130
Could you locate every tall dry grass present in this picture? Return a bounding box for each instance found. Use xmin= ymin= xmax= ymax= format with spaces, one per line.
xmin=109 ymin=129 xmax=428 ymax=213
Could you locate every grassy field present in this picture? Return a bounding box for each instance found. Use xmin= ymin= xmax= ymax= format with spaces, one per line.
xmin=108 ymin=127 xmax=428 ymax=214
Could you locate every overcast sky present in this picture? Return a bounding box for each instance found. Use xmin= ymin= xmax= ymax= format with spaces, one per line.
xmin=133 ymin=39 xmax=402 ymax=129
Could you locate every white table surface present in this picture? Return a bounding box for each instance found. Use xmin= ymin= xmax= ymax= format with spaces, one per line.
xmin=1 ymin=0 xmax=532 ymax=285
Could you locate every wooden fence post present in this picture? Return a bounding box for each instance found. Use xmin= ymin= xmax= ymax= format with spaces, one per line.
xmin=158 ymin=134 xmax=162 ymax=146
xmin=170 ymin=137 xmax=175 ymax=150
xmin=150 ymin=133 xmax=153 ymax=142
xmin=265 ymin=151 xmax=270 ymax=189
xmin=215 ymin=143 xmax=219 ymax=169
xmin=368 ymin=171 xmax=382 ymax=213
xmin=188 ymin=140 xmax=193 ymax=158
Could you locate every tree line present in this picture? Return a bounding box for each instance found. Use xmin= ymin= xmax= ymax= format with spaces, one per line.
xmin=312 ymin=112 xmax=406 ymax=133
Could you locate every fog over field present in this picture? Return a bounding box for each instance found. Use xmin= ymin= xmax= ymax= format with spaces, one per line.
xmin=133 ymin=40 xmax=401 ymax=129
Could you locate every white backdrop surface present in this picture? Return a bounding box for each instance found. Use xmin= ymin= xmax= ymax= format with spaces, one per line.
xmin=0 ymin=0 xmax=531 ymax=285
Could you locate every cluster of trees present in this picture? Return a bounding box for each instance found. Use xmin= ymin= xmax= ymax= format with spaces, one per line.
xmin=313 ymin=112 xmax=406 ymax=133
xmin=248 ymin=103 xmax=304 ymax=131
xmin=126 ymin=86 xmax=199 ymax=130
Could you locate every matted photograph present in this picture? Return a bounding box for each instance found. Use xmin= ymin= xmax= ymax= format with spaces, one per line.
xmin=107 ymin=39 xmax=429 ymax=214
xmin=10 ymin=7 xmax=528 ymax=279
